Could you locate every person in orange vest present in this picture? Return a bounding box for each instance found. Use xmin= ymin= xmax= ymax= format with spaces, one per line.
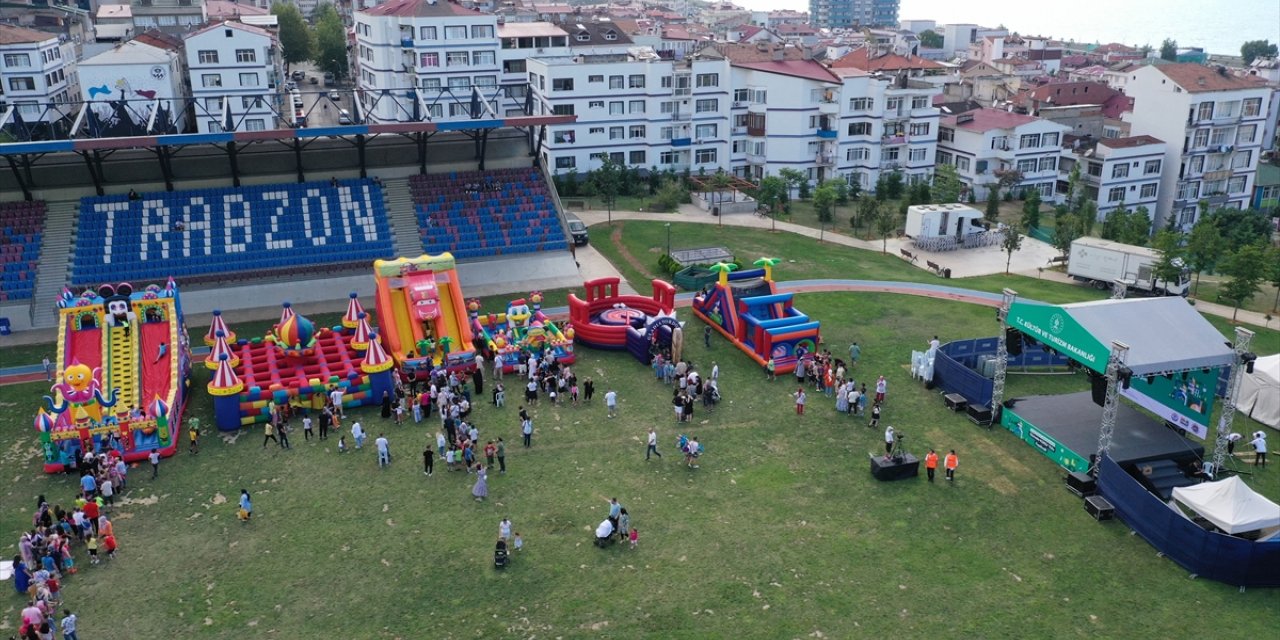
xmin=944 ymin=449 xmax=959 ymax=482
xmin=924 ymin=449 xmax=938 ymax=482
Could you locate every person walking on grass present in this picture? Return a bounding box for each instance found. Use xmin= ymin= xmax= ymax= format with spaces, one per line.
xmin=883 ymin=425 xmax=895 ymax=458
xmin=496 ymin=438 xmax=506 ymax=473
xmin=376 ymin=433 xmax=391 ymax=468
xmin=262 ymin=422 xmax=278 ymax=449
xmin=472 ymin=465 xmax=488 ymax=501
xmin=60 ymin=609 xmax=78 ymax=640
xmin=925 ymin=449 xmax=938 ymax=482
xmin=605 ymin=389 xmax=618 ymax=418
xmin=766 ymin=358 xmax=776 ymax=381
xmin=875 ymin=375 xmax=887 ymax=404
xmin=868 ymin=402 xmax=881 ymax=429
xmin=704 ymin=325 xmax=712 ymax=348
xmin=646 ymin=428 xmax=662 ymax=460
xmin=793 ymin=387 xmax=806 ymax=415
xmin=1250 ymin=431 xmax=1268 ymax=467
xmin=423 ymin=445 xmax=434 ymax=476
xmin=302 ymin=415 xmax=314 ymax=441
xmin=277 ymin=421 xmax=291 ymax=450
xmin=522 ymin=417 xmax=534 ymax=447
xmin=351 ymin=421 xmax=366 ymax=449
xmin=148 ymin=449 xmax=160 ymax=479
xmin=945 ymin=449 xmax=958 ymax=481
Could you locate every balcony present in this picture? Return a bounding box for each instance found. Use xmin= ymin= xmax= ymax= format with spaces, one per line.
xmin=882 ymin=134 xmax=906 ymax=145
xmin=671 ymin=137 xmax=692 ymax=148
xmin=401 ymin=38 xmax=415 ymax=48
xmin=815 ymin=153 xmax=835 ymax=166
xmin=816 ymin=128 xmax=837 ymax=140
xmin=747 ymin=102 xmax=767 ymax=115
xmin=731 ymin=126 xmax=746 ymax=136
xmin=747 ymin=125 xmax=766 ymax=137
xmin=670 ymin=111 xmax=691 ymax=122
xmin=880 ymin=161 xmax=901 ymax=171
xmin=746 ymin=153 xmax=766 ymax=165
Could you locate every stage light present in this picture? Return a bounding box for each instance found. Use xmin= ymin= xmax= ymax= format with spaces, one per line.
xmin=1146 ymin=375 xmax=1155 ymax=385
xmin=1118 ymin=365 xmax=1133 ymax=390
xmin=1243 ymin=352 xmax=1258 ymax=374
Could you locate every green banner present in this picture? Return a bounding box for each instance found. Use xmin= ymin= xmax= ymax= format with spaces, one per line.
xmin=1008 ymin=301 xmax=1111 ymax=374
xmin=1121 ymin=368 xmax=1217 ymax=439
xmin=1001 ymin=407 xmax=1091 ymax=472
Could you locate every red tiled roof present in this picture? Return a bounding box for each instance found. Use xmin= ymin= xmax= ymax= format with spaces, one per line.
xmin=1026 ymin=81 xmax=1118 ymax=107
xmin=1155 ymin=63 xmax=1269 ymax=93
xmin=830 ymin=47 xmax=944 ymax=71
xmin=205 ymin=0 xmax=268 ymax=18
xmin=185 ymin=20 xmax=275 ymax=41
xmin=942 ymin=107 xmax=1039 ymax=132
xmin=734 ymin=59 xmax=838 ymax=83
xmin=0 ymin=23 xmax=57 ymax=45
xmin=1100 ymin=92 xmax=1134 ymax=119
xmin=363 ymin=0 xmax=481 ymax=18
xmin=1099 ymin=135 xmax=1163 ymax=149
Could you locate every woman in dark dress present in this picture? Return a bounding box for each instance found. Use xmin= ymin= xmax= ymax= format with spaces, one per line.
xmin=380 ymin=391 xmax=392 ymax=419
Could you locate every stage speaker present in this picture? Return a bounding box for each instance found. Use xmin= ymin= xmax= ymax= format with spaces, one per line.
xmin=1005 ymin=327 xmax=1023 ymax=356
xmin=1084 ymin=495 xmax=1115 ymax=521
xmin=1065 ymin=471 xmax=1097 ymax=498
xmin=967 ymin=404 xmax=992 ymax=425
xmin=1090 ymin=372 xmax=1106 ymax=407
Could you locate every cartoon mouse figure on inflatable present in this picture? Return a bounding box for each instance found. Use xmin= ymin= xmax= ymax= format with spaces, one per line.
xmin=100 ymin=283 xmax=137 ymax=336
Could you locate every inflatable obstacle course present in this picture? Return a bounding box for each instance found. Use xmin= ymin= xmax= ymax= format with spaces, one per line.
xmin=691 ymin=258 xmax=820 ymax=374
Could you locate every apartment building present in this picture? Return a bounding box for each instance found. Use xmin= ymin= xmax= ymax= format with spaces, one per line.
xmin=831 ymin=68 xmax=941 ymax=191
xmin=1062 ymin=135 xmax=1166 ymax=220
xmin=0 ymin=24 xmax=79 ymax=123
xmin=78 ymin=38 xmax=187 ymax=131
xmin=128 ymin=0 xmax=205 ymax=33
xmin=1123 ymin=63 xmax=1272 ymax=229
xmin=936 ymin=107 xmax=1070 ymax=201
xmin=729 ymin=56 xmax=842 ymax=182
xmin=184 ymin=21 xmax=282 ymax=133
xmin=809 ymin=0 xmax=898 ymax=29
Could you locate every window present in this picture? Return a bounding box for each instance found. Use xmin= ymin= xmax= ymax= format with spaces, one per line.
xmin=1196 ymin=101 xmax=1214 ymax=121
xmin=849 ymin=97 xmax=873 ymax=111
xmin=955 ymin=156 xmax=970 ymax=172
xmin=1019 ymin=133 xmax=1041 ymax=149
xmin=695 ymin=123 xmax=716 ymax=139
xmin=427 ymin=104 xmax=443 ymax=118
xmin=847 ymin=147 xmax=870 ymax=161
xmin=245 ymin=119 xmax=266 ymax=131
xmin=420 ymin=52 xmax=439 ymax=67
xmin=421 ymin=77 xmax=441 ymax=90
xmin=608 ymin=101 xmax=623 ymax=115
xmin=1036 ymin=182 xmax=1054 ymax=198
xmin=609 ymin=126 xmax=624 ymax=140
xmin=552 ymin=78 xmax=574 ymax=91
xmin=1237 ymin=124 xmax=1257 ymax=145
xmin=472 ymin=51 xmax=495 ymax=66
xmin=939 ymin=127 xmax=954 ymax=142
xmin=1242 ymin=97 xmax=1262 ymax=117
xmin=201 ymin=74 xmax=222 ymax=88
xmin=609 ymin=75 xmax=624 ymax=89
xmin=1232 ymin=150 xmax=1251 ymax=169
xmin=629 ymin=125 xmax=646 ymax=139
xmin=1188 ymin=155 xmax=1204 ymax=175
xmin=240 ymin=96 xmax=259 ymax=109
xmin=629 ymin=100 xmax=645 ymax=114
xmin=449 ymin=103 xmax=470 ymax=117
xmin=1107 ymin=187 xmax=1125 ymax=203
xmin=588 ymin=100 xmax=603 ymax=109
xmin=935 ymin=150 xmax=953 ymax=165
xmin=629 ymin=150 xmax=646 ymax=164
xmin=629 ymin=75 xmax=645 ymax=88
xmin=588 ymin=75 xmax=603 ymax=83
xmin=1227 ymin=176 xmax=1247 ymax=194
xmin=909 ymin=122 xmax=930 ymax=137
xmin=471 ymin=25 xmax=494 ymax=38
xmin=695 ymin=98 xmax=717 ymax=113
xmin=553 ymin=130 xmax=575 ymax=144
xmin=848 ymin=122 xmax=871 ymax=136
xmin=555 ymin=156 xmax=576 ymax=169
xmin=881 ymin=148 xmax=900 ymax=162
xmin=911 ymin=96 xmax=929 ymax=109
xmin=1043 ymin=132 xmax=1060 ymax=147
xmin=198 ymin=50 xmax=218 ymax=64
xmin=446 ymin=52 xmax=469 ymax=67
xmin=659 ymin=126 xmax=673 ymax=140
xmin=552 ymin=104 xmax=574 ymax=116
xmin=660 ymin=151 xmax=678 ymax=165
xmin=908 ymin=148 xmax=928 ymax=162
xmin=991 ymin=136 xmax=1010 ymax=150
xmin=1191 ymin=129 xmax=1209 ymax=148
xmin=588 ymin=127 xmax=604 ymax=134
xmin=696 ymin=73 xmax=719 ymax=88
xmin=1144 ymin=159 xmax=1161 ymax=175
xmin=448 ymin=77 xmax=471 ymax=90
xmin=235 ymin=49 xmax=256 ymax=63
xmin=1038 ymin=157 xmax=1056 ymax=172
xmin=2 ymin=53 xmax=30 ymax=67
xmin=1017 ymin=159 xmax=1037 ymax=173
xmin=444 ymin=26 xmax=468 ymax=39
xmin=886 ymin=97 xmax=902 ymax=113
xmin=420 ymin=26 xmax=437 ymax=40
xmin=1111 ymin=163 xmax=1129 ymax=179
xmin=238 ymin=72 xmax=259 ymax=86
xmin=1178 ymin=181 xmax=1200 ymax=200
xmin=204 ymin=97 xmax=223 ymax=110
xmin=1209 ymin=127 xmax=1231 ymax=147
xmin=734 ymin=88 xmax=749 ymax=103
xmin=695 ymin=148 xmax=717 ymax=164
xmin=1140 ymin=183 xmax=1157 ymax=198
xmin=1087 ymin=162 xmax=1102 ymax=177
xmin=660 ymin=101 xmax=675 ymax=114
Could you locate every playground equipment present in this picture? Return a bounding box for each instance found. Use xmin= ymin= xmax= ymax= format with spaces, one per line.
xmin=567 ymin=277 xmax=681 ymax=365
xmin=691 ymin=258 xmax=820 ymax=374
xmin=470 ymin=291 xmax=574 ymax=371
xmin=372 ymin=253 xmax=476 ymax=370
xmin=36 ymin=279 xmax=191 ymax=473
xmin=206 ymin=298 xmax=395 ymax=431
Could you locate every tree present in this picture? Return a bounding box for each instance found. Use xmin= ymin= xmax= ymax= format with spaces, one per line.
xmin=1218 ymin=244 xmax=1268 ymax=321
xmin=1063 ymin=163 xmax=1083 ymax=212
xmin=652 ymin=179 xmax=685 ymax=212
xmin=1207 ymin=206 xmax=1272 ymax=253
xmin=852 ymin=194 xmax=879 ymax=235
xmin=920 ymin=30 xmax=944 ymax=48
xmin=931 ymin=163 xmax=962 ymax=204
xmin=272 ymin=3 xmax=313 ymax=66
xmin=313 ymin=3 xmax=348 ymax=80
xmin=1001 ymin=225 xmax=1024 ymax=274
xmin=813 ymin=182 xmax=838 ymax=224
xmin=1267 ymin=246 xmax=1280 ymax=312
xmin=873 ymin=173 xmax=890 ymax=201
xmin=1160 ymin=38 xmax=1178 ymax=61
xmin=873 ymin=204 xmax=899 ymax=253
xmin=1184 ymin=217 xmax=1224 ymax=295
xmin=1241 ymin=39 xmax=1278 ymax=65
xmin=590 ymin=158 xmax=624 ymax=223
xmin=778 ymin=168 xmax=806 ymax=202
xmin=1150 ymin=230 xmax=1185 ymax=294
xmin=1138 ymin=43 xmax=1153 ymax=58
xmin=993 ymin=169 xmax=1024 ymax=195
xmin=1052 ymin=213 xmax=1085 ymax=257
xmin=984 ymin=187 xmax=1000 ymax=221
xmin=1020 ymin=188 xmax=1042 ymax=230
xmin=1100 ymin=205 xmax=1152 ymax=245
xmin=754 ymin=175 xmax=788 ymax=231
xmin=883 ymin=171 xmax=905 ymax=200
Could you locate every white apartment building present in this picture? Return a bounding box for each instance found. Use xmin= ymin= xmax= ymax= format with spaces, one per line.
xmin=832 ymin=68 xmax=940 ymax=191
xmin=1122 ymin=63 xmax=1272 ymax=229
xmin=184 ymin=21 xmax=282 ymax=133
xmin=729 ymin=58 xmax=842 ymax=182
xmin=0 ymin=24 xmax=79 ymax=123
xmin=353 ymin=0 xmax=502 ymax=123
xmin=1063 ymin=135 xmax=1166 ymax=220
xmin=936 ymin=108 xmax=1070 ymax=201
xmin=530 ymin=52 xmax=732 ymax=174
xmin=79 ymin=39 xmax=187 ymax=131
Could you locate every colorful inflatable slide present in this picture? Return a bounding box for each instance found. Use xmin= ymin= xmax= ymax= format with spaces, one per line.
xmin=373 ymin=254 xmax=477 ymax=370
xmin=471 ymin=291 xmax=574 ymax=371
xmin=36 ymin=279 xmax=191 ymax=473
xmin=691 ymin=260 xmax=819 ymax=374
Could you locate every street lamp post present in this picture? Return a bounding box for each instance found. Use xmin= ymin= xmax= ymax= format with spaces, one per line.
xmin=665 ymin=223 xmax=671 ymax=258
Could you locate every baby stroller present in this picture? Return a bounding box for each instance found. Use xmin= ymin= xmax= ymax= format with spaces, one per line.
xmin=494 ymin=539 xmax=509 ymax=569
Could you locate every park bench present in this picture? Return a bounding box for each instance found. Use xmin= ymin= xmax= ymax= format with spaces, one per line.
xmin=926 ymin=260 xmax=945 ymax=276
xmin=899 ymin=248 xmax=918 ymax=264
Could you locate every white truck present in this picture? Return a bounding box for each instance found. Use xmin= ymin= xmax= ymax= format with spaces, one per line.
xmin=1067 ymin=237 xmax=1189 ymax=296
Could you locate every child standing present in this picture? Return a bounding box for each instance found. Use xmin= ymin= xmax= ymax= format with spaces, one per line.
xmin=86 ymin=535 xmax=99 ymax=564
xmin=869 ymin=402 xmax=881 ymax=429
xmin=629 ymin=527 xmax=639 ymax=549
xmin=793 ymin=388 xmax=806 ymax=415
xmin=302 ymin=416 xmax=314 ymax=441
xmin=513 ymin=532 xmax=524 ymax=551
xmin=102 ymin=533 xmax=118 ymax=559
xmin=337 ymin=435 xmax=348 ymax=453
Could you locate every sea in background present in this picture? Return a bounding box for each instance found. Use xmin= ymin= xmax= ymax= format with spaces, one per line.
xmin=735 ymin=0 xmax=1279 ymax=56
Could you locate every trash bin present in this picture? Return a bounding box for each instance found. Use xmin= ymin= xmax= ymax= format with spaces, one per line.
xmin=712 ymin=206 xmax=720 ymax=217
xmin=943 ymin=268 xmax=952 ymax=279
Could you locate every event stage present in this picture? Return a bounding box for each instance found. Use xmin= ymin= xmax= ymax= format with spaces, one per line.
xmin=1000 ymin=391 xmax=1204 ymax=472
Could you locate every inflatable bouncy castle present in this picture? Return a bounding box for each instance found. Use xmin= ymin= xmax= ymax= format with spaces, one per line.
xmin=691 ymin=258 xmax=820 ymax=374
xmin=372 ymin=254 xmax=476 ymax=370
xmin=471 ymin=291 xmax=574 ymax=371
xmin=36 ymin=279 xmax=191 ymax=473
xmin=567 ymin=277 xmax=682 ymax=365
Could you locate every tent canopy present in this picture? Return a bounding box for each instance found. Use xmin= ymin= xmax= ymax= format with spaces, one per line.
xmin=1238 ymin=353 xmax=1279 ymax=430
xmin=1171 ymin=476 xmax=1280 ymax=534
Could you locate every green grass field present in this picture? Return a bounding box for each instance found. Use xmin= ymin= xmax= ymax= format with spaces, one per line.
xmin=3 ymin=290 xmax=1278 ymax=638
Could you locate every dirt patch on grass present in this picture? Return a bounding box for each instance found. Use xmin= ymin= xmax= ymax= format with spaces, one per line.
xmin=610 ymin=225 xmax=652 ymax=283
xmin=984 ymin=475 xmax=1019 ymax=496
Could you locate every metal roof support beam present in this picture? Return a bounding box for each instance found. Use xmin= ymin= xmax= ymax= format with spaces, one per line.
xmin=78 ymin=150 xmax=104 ymax=197
xmin=227 ymin=141 xmax=242 ymax=188
xmin=6 ymin=154 xmax=31 ymax=201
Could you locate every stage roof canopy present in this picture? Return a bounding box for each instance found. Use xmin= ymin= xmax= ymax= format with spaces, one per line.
xmin=1008 ymin=297 xmax=1234 ymax=376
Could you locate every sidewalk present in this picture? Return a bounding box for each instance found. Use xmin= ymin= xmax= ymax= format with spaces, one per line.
xmin=578 ymin=206 xmax=1277 ymax=330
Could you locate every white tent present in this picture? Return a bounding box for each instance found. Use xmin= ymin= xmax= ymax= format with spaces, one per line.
xmin=1237 ymin=353 xmax=1280 ymax=430
xmin=1171 ymin=476 xmax=1280 ymax=534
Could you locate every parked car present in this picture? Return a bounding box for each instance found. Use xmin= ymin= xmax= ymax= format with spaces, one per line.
xmin=309 ymin=76 xmax=318 ymax=85
xmin=292 ymin=93 xmax=304 ymax=108
xmin=329 ymin=90 xmax=341 ymax=101
xmin=291 ymin=70 xmax=304 ymax=81
xmin=338 ymin=109 xmax=352 ymax=125
xmin=565 ymin=214 xmax=588 ymax=246
xmin=323 ymin=72 xmax=335 ymax=86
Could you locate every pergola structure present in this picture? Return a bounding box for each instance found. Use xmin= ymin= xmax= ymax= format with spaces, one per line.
xmin=0 ymin=84 xmax=574 ymax=197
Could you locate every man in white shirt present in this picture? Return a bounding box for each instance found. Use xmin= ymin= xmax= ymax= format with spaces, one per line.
xmin=884 ymin=425 xmax=895 ymax=457
xmin=605 ymin=389 xmax=618 ymax=418
xmin=375 ymin=433 xmax=390 ymax=468
xmin=1250 ymin=431 xmax=1268 ymax=467
xmin=329 ymin=388 xmax=344 ymax=417
xmin=646 ymin=428 xmax=662 ymax=460
xmin=595 ymin=518 xmax=615 ymax=544
xmin=711 ymin=362 xmax=719 ymax=381
xmin=351 ymin=422 xmax=366 ymax=449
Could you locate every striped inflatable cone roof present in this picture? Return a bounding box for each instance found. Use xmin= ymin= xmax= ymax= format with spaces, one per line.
xmin=149 ymin=394 xmax=169 ymax=419
xmin=208 ymin=353 xmax=244 ymax=396
xmin=279 ymin=301 xmax=296 ymax=326
xmin=342 ymin=292 xmax=365 ymax=329
xmin=205 ymin=310 xmax=235 ymax=347
xmin=206 ymin=330 xmax=238 ymax=370
xmin=361 ymin=332 xmax=394 ymax=374
xmin=350 ymin=312 xmax=372 ymax=351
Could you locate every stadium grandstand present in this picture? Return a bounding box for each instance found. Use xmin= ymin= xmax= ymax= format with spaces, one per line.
xmin=0 ymin=200 xmax=46 ymax=301
xmin=413 ymin=168 xmax=568 ymax=259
